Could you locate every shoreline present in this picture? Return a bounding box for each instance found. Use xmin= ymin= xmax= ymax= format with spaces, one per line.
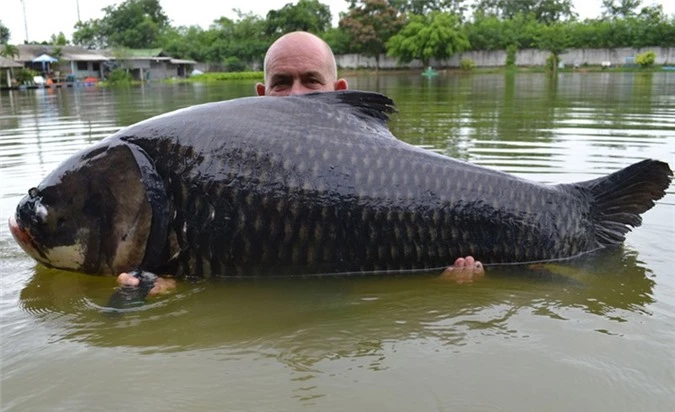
xmin=2 ymin=66 xmax=671 ymax=91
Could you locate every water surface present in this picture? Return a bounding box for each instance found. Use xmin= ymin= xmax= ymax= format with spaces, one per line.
xmin=1 ymin=73 xmax=674 ymax=411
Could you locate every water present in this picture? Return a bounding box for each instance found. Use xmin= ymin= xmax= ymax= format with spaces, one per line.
xmin=1 ymin=73 xmax=674 ymax=411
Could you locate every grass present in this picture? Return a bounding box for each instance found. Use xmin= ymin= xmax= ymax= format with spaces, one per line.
xmin=167 ymin=71 xmax=264 ymax=83
xmin=96 ymin=65 xmax=665 ymax=88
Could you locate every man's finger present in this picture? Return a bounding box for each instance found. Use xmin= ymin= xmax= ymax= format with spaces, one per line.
xmin=117 ymin=272 xmax=140 ymax=286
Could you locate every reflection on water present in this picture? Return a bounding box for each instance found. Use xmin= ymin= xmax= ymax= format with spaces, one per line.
xmin=16 ymin=248 xmax=654 ymax=353
xmin=1 ymin=73 xmax=674 ymax=411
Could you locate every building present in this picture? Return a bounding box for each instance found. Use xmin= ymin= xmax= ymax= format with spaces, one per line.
xmin=1 ymin=56 xmax=23 ymax=88
xmin=10 ymin=45 xmax=197 ymax=82
xmin=100 ymin=48 xmax=196 ymax=81
xmin=14 ymin=44 xmax=109 ymax=80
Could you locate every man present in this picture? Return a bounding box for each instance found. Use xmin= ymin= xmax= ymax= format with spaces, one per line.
xmin=118 ymin=31 xmax=483 ymax=295
xmin=255 ymin=31 xmax=348 ymax=96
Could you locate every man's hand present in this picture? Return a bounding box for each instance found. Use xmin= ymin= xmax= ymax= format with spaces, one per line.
xmin=117 ymin=272 xmax=176 ymax=296
xmin=440 ymin=256 xmax=485 ymax=283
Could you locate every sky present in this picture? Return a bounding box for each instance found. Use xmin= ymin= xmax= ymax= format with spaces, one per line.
xmin=2 ymin=0 xmax=674 ymax=45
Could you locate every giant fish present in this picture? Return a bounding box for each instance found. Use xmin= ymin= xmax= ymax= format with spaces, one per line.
xmin=8 ymin=91 xmax=673 ymax=279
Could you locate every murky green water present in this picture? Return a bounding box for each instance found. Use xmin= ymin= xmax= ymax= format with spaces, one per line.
xmin=1 ymin=72 xmax=674 ymax=411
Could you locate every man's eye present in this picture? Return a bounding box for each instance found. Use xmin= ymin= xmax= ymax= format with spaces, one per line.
xmin=272 ymin=83 xmax=289 ymax=91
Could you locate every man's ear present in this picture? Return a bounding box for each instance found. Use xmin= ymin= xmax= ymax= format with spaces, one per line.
xmin=335 ymin=79 xmax=348 ymax=91
xmin=255 ymin=83 xmax=266 ymax=96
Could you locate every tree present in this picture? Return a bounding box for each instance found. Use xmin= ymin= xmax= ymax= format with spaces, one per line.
xmin=160 ymin=25 xmax=218 ymax=63
xmin=50 ymin=32 xmax=69 ymax=45
xmin=536 ymin=22 xmax=570 ymax=74
xmin=72 ymin=0 xmax=170 ymax=48
xmin=0 ymin=20 xmax=10 ymax=44
xmin=388 ymin=0 xmax=469 ymax=18
xmin=387 ymin=12 xmax=470 ymax=67
xmin=340 ymin=0 xmax=407 ymax=69
xmin=321 ymin=28 xmax=354 ymax=54
xmin=473 ymin=0 xmax=577 ymax=24
xmin=265 ymin=0 xmax=332 ymax=36
xmin=0 ymin=43 xmax=19 ymax=59
xmin=601 ymin=0 xmax=642 ymax=19
xmin=212 ymin=12 xmax=269 ymax=66
xmin=465 ymin=12 xmax=541 ymax=50
xmin=72 ymin=20 xmax=105 ymax=49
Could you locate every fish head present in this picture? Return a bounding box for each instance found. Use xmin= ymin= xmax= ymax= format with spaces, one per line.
xmin=8 ymin=141 xmax=167 ymax=275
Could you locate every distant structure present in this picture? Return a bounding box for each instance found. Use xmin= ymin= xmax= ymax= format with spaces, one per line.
xmin=21 ymin=0 xmax=29 ymax=42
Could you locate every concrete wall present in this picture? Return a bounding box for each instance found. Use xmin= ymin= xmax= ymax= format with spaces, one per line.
xmin=335 ymin=47 xmax=675 ymax=69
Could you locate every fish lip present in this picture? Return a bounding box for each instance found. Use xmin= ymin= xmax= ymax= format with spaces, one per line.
xmin=8 ymin=215 xmax=43 ymax=260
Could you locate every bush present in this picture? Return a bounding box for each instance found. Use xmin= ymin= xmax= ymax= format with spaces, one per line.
xmin=636 ymin=51 xmax=656 ymax=68
xmin=459 ymin=58 xmax=476 ymax=71
xmin=107 ymin=68 xmax=132 ymax=85
xmin=15 ymin=68 xmax=39 ymax=83
xmin=506 ymin=44 xmax=517 ymax=66
xmin=224 ymin=56 xmax=247 ymax=72
xmin=189 ymin=72 xmax=263 ymax=81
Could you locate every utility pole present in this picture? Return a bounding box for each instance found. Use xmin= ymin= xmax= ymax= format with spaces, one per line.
xmin=76 ymin=0 xmax=81 ymax=22
xmin=21 ymin=0 xmax=29 ymax=42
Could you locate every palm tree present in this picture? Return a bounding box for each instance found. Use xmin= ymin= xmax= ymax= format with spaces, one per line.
xmin=50 ymin=46 xmax=63 ymax=75
xmin=0 ymin=43 xmax=19 ymax=59
xmin=0 ymin=44 xmax=20 ymax=87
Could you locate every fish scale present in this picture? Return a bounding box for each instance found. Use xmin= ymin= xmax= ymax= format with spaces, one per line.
xmin=8 ymin=91 xmax=672 ymax=277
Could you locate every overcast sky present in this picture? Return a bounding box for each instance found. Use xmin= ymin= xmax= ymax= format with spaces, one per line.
xmin=3 ymin=0 xmax=674 ymax=45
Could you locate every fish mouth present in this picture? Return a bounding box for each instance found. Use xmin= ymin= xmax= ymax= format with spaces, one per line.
xmin=8 ymin=215 xmax=44 ymax=261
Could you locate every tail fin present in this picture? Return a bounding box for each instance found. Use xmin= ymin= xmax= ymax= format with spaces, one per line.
xmin=573 ymin=159 xmax=672 ymax=247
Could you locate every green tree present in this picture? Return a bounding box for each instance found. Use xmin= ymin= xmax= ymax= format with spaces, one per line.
xmin=601 ymin=0 xmax=642 ymax=19
xmin=212 ymin=12 xmax=269 ymax=66
xmin=536 ymin=22 xmax=570 ymax=74
xmin=388 ymin=0 xmax=468 ymax=18
xmin=0 ymin=43 xmax=19 ymax=59
xmin=265 ymin=0 xmax=332 ymax=36
xmin=321 ymin=28 xmax=354 ymax=54
xmin=72 ymin=0 xmax=170 ymax=48
xmin=161 ymin=25 xmax=214 ymax=62
xmin=340 ymin=0 xmax=407 ymax=69
xmin=466 ymin=12 xmax=541 ymax=50
xmin=50 ymin=32 xmax=69 ymax=45
xmin=50 ymin=46 xmax=63 ymax=59
xmin=387 ymin=12 xmax=469 ymax=67
xmin=0 ymin=21 xmax=10 ymax=44
xmin=72 ymin=20 xmax=105 ymax=49
xmin=473 ymin=0 xmax=577 ymax=24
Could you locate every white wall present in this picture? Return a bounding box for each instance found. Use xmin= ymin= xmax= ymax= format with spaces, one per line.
xmin=335 ymin=47 xmax=675 ymax=69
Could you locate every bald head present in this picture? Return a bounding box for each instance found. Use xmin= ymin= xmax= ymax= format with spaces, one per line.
xmin=256 ymin=31 xmax=347 ymax=96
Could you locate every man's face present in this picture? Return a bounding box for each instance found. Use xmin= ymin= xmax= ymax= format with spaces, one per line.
xmin=264 ymin=48 xmax=336 ymax=96
xmin=257 ymin=35 xmax=347 ymax=97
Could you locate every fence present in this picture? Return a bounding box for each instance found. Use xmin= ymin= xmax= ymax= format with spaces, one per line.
xmin=335 ymin=47 xmax=675 ymax=69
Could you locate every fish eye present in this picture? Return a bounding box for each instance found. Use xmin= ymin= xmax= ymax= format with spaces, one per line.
xmin=28 ymin=187 xmax=38 ymax=198
xmin=35 ymin=204 xmax=48 ymax=225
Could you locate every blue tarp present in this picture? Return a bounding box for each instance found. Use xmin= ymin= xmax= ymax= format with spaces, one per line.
xmin=32 ymin=54 xmax=58 ymax=63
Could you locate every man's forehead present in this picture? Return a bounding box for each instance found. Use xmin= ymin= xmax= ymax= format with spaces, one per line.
xmin=269 ymin=68 xmax=325 ymax=79
xmin=267 ymin=54 xmax=332 ymax=79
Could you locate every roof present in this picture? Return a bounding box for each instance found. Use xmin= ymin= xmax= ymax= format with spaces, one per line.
xmin=12 ymin=45 xmax=199 ymax=64
xmin=0 ymin=56 xmax=23 ymax=68
xmin=67 ymin=53 xmax=109 ymax=62
xmin=170 ymin=58 xmax=197 ymax=65
xmin=123 ymin=48 xmax=165 ymax=58
xmin=15 ymin=45 xmax=109 ymax=62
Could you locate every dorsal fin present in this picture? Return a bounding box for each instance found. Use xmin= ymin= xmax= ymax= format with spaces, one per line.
xmin=293 ymin=90 xmax=398 ymax=124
